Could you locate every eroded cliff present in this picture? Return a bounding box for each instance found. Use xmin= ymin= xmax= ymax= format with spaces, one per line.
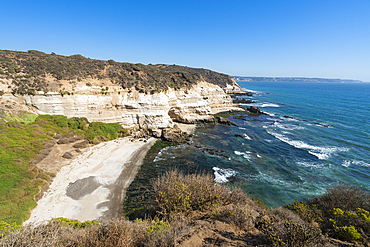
xmin=0 ymin=50 xmax=243 ymax=133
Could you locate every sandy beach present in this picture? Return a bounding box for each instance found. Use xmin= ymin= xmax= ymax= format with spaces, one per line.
xmin=24 ymin=137 xmax=157 ymax=225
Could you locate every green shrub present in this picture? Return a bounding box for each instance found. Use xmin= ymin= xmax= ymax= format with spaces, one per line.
xmin=142 ymin=218 xmax=170 ymax=233
xmin=287 ymin=185 xmax=370 ymax=244
xmin=285 ymin=200 xmax=320 ymax=223
xmin=0 ymin=221 xmax=21 ymax=237
xmin=84 ymin=121 xmax=123 ymax=141
xmin=338 ymin=225 xmax=361 ymax=241
xmin=56 ymin=217 xmax=99 ymax=229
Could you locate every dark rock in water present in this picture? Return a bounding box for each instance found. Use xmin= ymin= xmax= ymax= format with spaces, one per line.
xmin=235 ymin=134 xmax=243 ymax=138
xmin=283 ymin=115 xmax=300 ymax=121
xmin=62 ymin=152 xmax=73 ymax=159
xmin=233 ymin=115 xmax=247 ymax=121
xmin=216 ymin=117 xmax=231 ymax=126
xmin=312 ymin=122 xmax=333 ymax=128
xmin=227 ymin=175 xmax=237 ymax=183
xmin=229 ymin=92 xmax=253 ymax=97
xmin=162 ymin=125 xmax=191 ymax=143
xmin=247 ymin=106 xmax=262 ymax=114
xmin=191 ymin=143 xmax=229 ymax=158
xmin=233 ymin=98 xmax=256 ymax=104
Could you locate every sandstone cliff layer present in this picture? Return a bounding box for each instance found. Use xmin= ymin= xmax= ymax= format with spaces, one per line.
xmin=0 ymin=50 xmax=243 ymax=132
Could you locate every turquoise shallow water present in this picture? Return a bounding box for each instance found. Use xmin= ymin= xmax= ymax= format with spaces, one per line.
xmin=147 ymin=81 xmax=370 ymax=208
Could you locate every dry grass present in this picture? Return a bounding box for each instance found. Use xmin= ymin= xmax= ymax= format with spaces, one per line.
xmin=153 ymin=169 xmax=246 ymax=219
xmin=3 ymin=172 xmax=363 ymax=246
xmin=1 ymin=218 xmax=186 ymax=247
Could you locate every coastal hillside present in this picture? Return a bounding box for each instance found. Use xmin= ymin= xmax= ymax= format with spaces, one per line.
xmin=0 ymin=50 xmax=242 ymax=132
xmin=0 ymin=50 xmax=239 ymax=95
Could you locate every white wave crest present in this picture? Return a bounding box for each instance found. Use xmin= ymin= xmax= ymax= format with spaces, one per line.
xmin=213 ymin=167 xmax=236 ymax=183
xmin=260 ymin=103 xmax=280 ymax=108
xmin=296 ymin=161 xmax=325 ymax=169
xmin=267 ymin=130 xmax=348 ymax=160
xmin=273 ymin=122 xmax=305 ymax=130
xmin=241 ymin=88 xmax=262 ymax=94
xmin=240 ymin=102 xmax=280 ymax=108
xmin=342 ymin=160 xmax=370 ymax=168
xmin=243 ymin=133 xmax=252 ymax=140
xmin=153 ymin=146 xmax=171 ymax=162
xmin=234 ymin=150 xmax=252 ymax=160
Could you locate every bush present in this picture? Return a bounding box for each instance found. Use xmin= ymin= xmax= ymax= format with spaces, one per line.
xmin=153 ymin=169 xmax=246 ymax=218
xmin=285 ymin=200 xmax=320 ymax=223
xmin=0 ymin=218 xmax=183 ymax=247
xmin=84 ymin=121 xmax=123 ymax=141
xmin=0 ymin=221 xmax=21 ymax=237
xmin=285 ymin=184 xmax=370 ymax=244
xmin=308 ymin=184 xmax=370 ymax=213
xmin=219 ymin=205 xmax=254 ymax=231
xmin=255 ymin=209 xmax=327 ymax=246
xmin=57 ymin=217 xmax=99 ymax=229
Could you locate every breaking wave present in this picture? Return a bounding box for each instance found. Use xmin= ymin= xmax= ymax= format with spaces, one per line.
xmin=267 ymin=129 xmax=348 ymax=160
xmin=342 ymin=160 xmax=370 ymax=168
xmin=213 ymin=167 xmax=237 ymax=183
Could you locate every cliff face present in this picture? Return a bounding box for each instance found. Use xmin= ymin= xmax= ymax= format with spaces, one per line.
xmin=20 ymin=81 xmax=239 ymax=131
xmin=0 ymin=50 xmax=243 ymax=131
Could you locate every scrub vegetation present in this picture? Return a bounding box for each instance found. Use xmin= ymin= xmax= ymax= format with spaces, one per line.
xmin=1 ymin=169 xmax=369 ymax=246
xmin=0 ymin=49 xmax=235 ymax=95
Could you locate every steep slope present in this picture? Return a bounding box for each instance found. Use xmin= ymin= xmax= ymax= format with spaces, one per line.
xmin=0 ymin=50 xmax=243 ymax=132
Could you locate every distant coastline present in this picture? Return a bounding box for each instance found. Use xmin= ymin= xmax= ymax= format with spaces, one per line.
xmin=233 ymin=76 xmax=363 ymax=83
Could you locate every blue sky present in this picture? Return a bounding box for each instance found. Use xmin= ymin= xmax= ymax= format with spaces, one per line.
xmin=1 ymin=0 xmax=369 ymax=81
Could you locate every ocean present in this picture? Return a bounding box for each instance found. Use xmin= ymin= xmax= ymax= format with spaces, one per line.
xmin=130 ymin=81 xmax=370 ymax=209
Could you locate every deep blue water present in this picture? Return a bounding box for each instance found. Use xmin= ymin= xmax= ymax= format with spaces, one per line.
xmin=150 ymin=81 xmax=370 ymax=207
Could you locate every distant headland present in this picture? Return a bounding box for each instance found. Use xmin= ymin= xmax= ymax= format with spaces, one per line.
xmin=233 ymin=76 xmax=363 ymax=83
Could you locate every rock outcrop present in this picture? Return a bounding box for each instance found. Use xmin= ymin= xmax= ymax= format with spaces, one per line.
xmin=161 ymin=125 xmax=192 ymax=143
xmin=215 ymin=117 xmax=231 ymax=126
xmin=247 ymin=106 xmax=263 ymax=114
xmin=0 ymin=50 xmax=244 ymax=132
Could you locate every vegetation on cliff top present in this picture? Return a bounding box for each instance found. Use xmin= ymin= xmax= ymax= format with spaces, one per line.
xmin=0 ymin=49 xmax=236 ymax=95
xmin=0 ymin=114 xmax=127 ymax=224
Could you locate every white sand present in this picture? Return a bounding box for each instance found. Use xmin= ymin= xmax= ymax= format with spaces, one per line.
xmin=24 ymin=137 xmax=156 ymax=225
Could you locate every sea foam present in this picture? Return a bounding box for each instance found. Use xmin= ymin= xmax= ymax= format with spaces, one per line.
xmin=342 ymin=160 xmax=370 ymax=168
xmin=234 ymin=150 xmax=252 ymax=161
xmin=267 ymin=129 xmax=348 ymax=160
xmin=213 ymin=167 xmax=236 ymax=183
xmin=243 ymin=133 xmax=252 ymax=140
